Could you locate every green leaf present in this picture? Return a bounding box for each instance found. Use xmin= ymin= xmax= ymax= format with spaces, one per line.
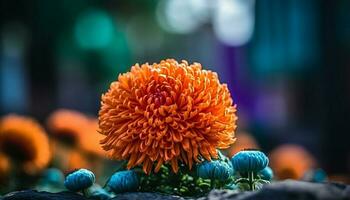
xmin=234 ymin=178 xmax=249 ymax=184
xmin=224 ymin=183 xmax=238 ymax=190
xmin=236 ymin=182 xmax=251 ymax=191
xmin=253 ymin=182 xmax=264 ymax=190
xmin=254 ymin=179 xmax=270 ymax=184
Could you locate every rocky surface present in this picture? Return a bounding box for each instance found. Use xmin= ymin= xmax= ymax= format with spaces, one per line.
xmin=1 ymin=190 xmax=86 ymax=200
xmin=112 ymin=192 xmax=184 ymax=200
xmin=2 ymin=180 xmax=350 ymax=200
xmin=201 ymin=180 xmax=350 ymax=200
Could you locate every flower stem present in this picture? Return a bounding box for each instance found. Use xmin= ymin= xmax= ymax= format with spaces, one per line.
xmin=82 ymin=189 xmax=87 ymax=197
xmin=248 ymin=172 xmax=255 ymax=191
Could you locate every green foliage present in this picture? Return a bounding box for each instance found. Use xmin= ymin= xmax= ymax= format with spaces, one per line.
xmin=106 ymin=170 xmax=139 ymax=194
xmin=113 ymin=150 xmax=272 ymax=196
xmin=234 ymin=172 xmax=270 ymax=191
xmin=197 ymin=160 xmax=233 ymax=181
xmin=136 ymin=151 xmax=239 ymax=197
xmin=138 ymin=164 xmax=214 ymax=197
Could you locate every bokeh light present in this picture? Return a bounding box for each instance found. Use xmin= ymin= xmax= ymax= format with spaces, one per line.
xmin=74 ymin=9 xmax=115 ymax=50
xmin=213 ymin=0 xmax=255 ymax=46
xmin=156 ymin=0 xmax=210 ymax=34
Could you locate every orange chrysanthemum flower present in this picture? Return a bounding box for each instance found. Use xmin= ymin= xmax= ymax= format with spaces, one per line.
xmin=47 ymin=109 xmax=89 ymax=145
xmin=99 ymin=59 xmax=237 ymax=174
xmin=0 ymin=115 xmax=51 ymax=175
xmin=269 ymin=144 xmax=316 ymax=180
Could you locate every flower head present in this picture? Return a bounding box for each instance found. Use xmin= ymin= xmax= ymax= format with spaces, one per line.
xmin=78 ymin=119 xmax=106 ymax=157
xmin=231 ymin=150 xmax=268 ymax=172
xmin=197 ymin=160 xmax=233 ymax=181
xmin=259 ymin=166 xmax=273 ymax=181
xmin=47 ymin=109 xmax=89 ymax=145
xmin=269 ymin=144 xmax=315 ymax=180
xmin=106 ymin=170 xmax=139 ymax=193
xmin=64 ymin=168 xmax=95 ymax=191
xmin=48 ymin=110 xmax=105 ymax=157
xmin=99 ymin=59 xmax=237 ymax=174
xmin=0 ymin=115 xmax=51 ymax=175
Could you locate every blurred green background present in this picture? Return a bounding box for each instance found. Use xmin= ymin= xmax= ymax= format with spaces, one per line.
xmin=0 ymin=0 xmax=350 ymax=176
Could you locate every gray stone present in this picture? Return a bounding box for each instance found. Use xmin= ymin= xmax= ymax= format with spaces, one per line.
xmin=202 ymin=180 xmax=350 ymax=200
xmin=111 ymin=192 xmax=184 ymax=200
xmin=2 ymin=181 xmax=350 ymax=200
xmin=2 ymin=190 xmax=86 ymax=200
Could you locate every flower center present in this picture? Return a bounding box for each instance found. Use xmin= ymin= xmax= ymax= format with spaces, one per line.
xmin=54 ymin=130 xmax=79 ymax=146
xmin=0 ymin=132 xmax=36 ymax=162
xmin=147 ymin=87 xmax=169 ymax=108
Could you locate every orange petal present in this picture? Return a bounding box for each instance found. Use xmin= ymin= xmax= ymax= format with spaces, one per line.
xmin=171 ymin=159 xmax=179 ymax=173
xmin=154 ymin=159 xmax=164 ymax=172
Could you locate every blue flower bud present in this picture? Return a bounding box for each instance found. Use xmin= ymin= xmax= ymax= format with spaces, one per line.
xmin=197 ymin=160 xmax=233 ymax=181
xmin=64 ymin=169 xmax=95 ymax=191
xmin=259 ymin=166 xmax=274 ymax=180
xmin=312 ymin=169 xmax=327 ymax=182
xmin=231 ymin=150 xmax=269 ymax=172
xmin=107 ymin=170 xmax=139 ymax=193
xmin=43 ymin=168 xmax=64 ymax=185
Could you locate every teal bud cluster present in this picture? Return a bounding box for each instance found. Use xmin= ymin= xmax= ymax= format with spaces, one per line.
xmin=231 ymin=150 xmax=269 ymax=172
xmin=106 ymin=170 xmax=139 ymax=193
xmin=64 ymin=169 xmax=95 ymax=192
xmin=197 ymin=160 xmax=234 ymax=181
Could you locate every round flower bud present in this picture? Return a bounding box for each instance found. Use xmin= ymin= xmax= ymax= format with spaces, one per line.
xmin=107 ymin=170 xmax=139 ymax=193
xmin=43 ymin=168 xmax=64 ymax=185
xmin=231 ymin=150 xmax=268 ymax=172
xmin=197 ymin=160 xmax=233 ymax=181
xmin=64 ymin=169 xmax=95 ymax=191
xmin=259 ymin=166 xmax=274 ymax=180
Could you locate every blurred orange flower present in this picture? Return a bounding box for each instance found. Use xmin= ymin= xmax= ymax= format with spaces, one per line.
xmin=99 ymin=59 xmax=237 ymax=174
xmin=47 ymin=109 xmax=105 ymax=156
xmin=0 ymin=153 xmax=10 ymax=184
xmin=78 ymin=119 xmax=105 ymax=157
xmin=47 ymin=109 xmax=89 ymax=145
xmin=269 ymin=144 xmax=316 ymax=180
xmin=67 ymin=150 xmax=91 ymax=172
xmin=225 ymin=132 xmax=259 ymax=157
xmin=0 ymin=115 xmax=51 ymax=175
